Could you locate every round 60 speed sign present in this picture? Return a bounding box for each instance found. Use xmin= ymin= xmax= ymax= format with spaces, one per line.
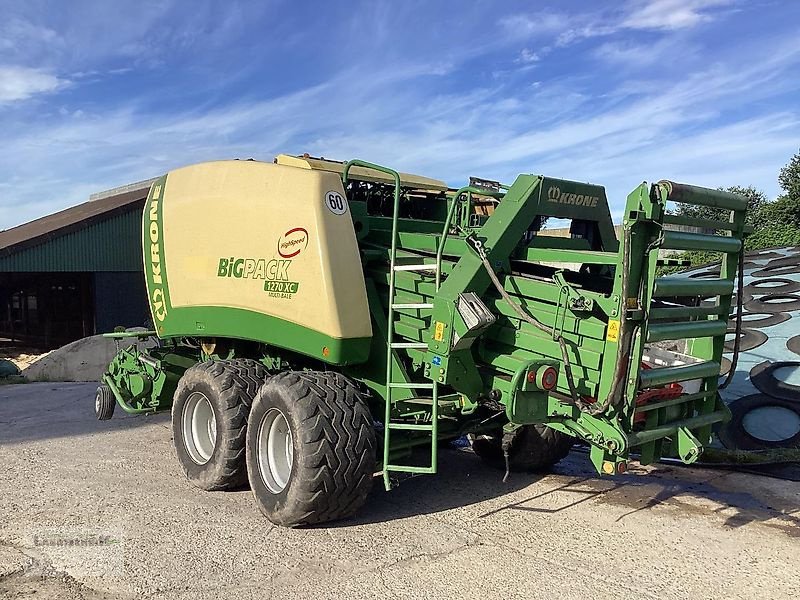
xmin=325 ymin=191 xmax=348 ymax=215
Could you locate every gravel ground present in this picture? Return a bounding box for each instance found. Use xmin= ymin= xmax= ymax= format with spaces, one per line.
xmin=1 ymin=382 xmax=798 ymax=599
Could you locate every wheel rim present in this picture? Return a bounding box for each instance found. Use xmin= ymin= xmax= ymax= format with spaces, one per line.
xmin=95 ymin=391 xmax=102 ymax=414
xmin=256 ymin=408 xmax=294 ymax=494
xmin=182 ymin=391 xmax=217 ymax=465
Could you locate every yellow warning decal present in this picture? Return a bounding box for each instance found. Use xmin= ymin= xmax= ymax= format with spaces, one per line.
xmin=606 ymin=319 xmax=620 ymax=342
xmin=433 ymin=321 xmax=445 ymax=342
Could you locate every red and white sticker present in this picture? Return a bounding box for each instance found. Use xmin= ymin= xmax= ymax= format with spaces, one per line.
xmin=278 ymin=227 xmax=309 ymax=258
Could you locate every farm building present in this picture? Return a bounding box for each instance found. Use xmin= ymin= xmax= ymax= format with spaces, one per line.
xmin=0 ymin=181 xmax=153 ymax=348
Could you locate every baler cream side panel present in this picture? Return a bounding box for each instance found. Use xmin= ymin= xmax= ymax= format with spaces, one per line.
xmin=160 ymin=160 xmax=371 ymax=340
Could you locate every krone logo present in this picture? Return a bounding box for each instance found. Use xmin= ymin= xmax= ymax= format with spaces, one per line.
xmin=546 ymin=185 xmax=599 ymax=208
xmin=278 ymin=227 xmax=309 ymax=258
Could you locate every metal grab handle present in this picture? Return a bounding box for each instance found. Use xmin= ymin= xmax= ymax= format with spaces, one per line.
xmin=342 ymin=159 xmax=401 ymax=189
xmin=436 ymin=185 xmax=503 ymax=290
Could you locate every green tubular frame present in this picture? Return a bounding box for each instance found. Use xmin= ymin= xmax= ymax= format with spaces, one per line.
xmin=102 ymin=373 xmax=155 ymax=414
xmin=436 ymin=186 xmax=504 ymax=290
xmin=348 ymin=162 xmax=747 ymax=474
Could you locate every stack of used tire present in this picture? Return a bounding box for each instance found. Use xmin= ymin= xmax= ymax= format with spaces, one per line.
xmin=716 ymin=248 xmax=800 ymax=450
xmin=0 ymin=359 xmax=21 ymax=379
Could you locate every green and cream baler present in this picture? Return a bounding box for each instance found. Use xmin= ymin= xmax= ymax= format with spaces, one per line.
xmin=96 ymin=155 xmax=747 ymax=526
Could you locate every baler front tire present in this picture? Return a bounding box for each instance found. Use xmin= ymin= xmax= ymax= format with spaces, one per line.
xmin=472 ymin=424 xmax=574 ymax=472
xmin=95 ymin=384 xmax=115 ymax=421
xmin=246 ymin=371 xmax=376 ymax=527
xmin=172 ymin=359 xmax=267 ymax=491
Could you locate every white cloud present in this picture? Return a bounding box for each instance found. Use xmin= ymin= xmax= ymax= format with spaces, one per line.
xmin=498 ymin=12 xmax=568 ymax=39
xmin=3 ymin=34 xmax=799 ymax=228
xmin=622 ymin=0 xmax=733 ymax=30
xmin=0 ymin=18 xmax=59 ymax=51
xmin=502 ymin=0 xmax=733 ymax=52
xmin=592 ymin=37 xmax=698 ymax=68
xmin=0 ymin=66 xmax=68 ymax=103
xmin=516 ymin=48 xmax=541 ymax=64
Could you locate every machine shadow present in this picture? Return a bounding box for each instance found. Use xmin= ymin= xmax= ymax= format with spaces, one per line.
xmin=340 ymin=447 xmax=800 ymax=535
xmin=0 ymin=382 xmax=168 ymax=446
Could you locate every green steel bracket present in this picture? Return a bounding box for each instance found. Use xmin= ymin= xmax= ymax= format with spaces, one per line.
xmin=675 ymin=426 xmax=703 ymax=464
xmin=102 ymin=345 xmax=195 ymax=417
xmin=552 ymin=273 xmax=593 ymax=340
xmin=502 ymin=421 xmax=523 ymax=436
xmin=505 ymin=359 xmax=559 ymax=424
xmin=440 ymin=350 xmax=484 ymax=399
xmin=590 ymin=445 xmax=629 ymax=475
xmin=102 ymin=373 xmax=155 ymax=415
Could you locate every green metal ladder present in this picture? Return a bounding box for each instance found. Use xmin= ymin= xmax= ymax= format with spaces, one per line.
xmin=343 ymin=160 xmax=440 ymax=491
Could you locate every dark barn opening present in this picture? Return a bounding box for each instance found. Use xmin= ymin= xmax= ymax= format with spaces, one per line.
xmin=0 ymin=181 xmax=152 ymax=350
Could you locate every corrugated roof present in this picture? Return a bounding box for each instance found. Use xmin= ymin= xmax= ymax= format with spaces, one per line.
xmin=0 ymin=208 xmax=144 ymax=272
xmin=0 ymin=187 xmax=148 ymax=259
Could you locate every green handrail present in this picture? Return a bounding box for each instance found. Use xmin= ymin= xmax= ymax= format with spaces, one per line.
xmin=435 ymin=186 xmax=503 ymax=290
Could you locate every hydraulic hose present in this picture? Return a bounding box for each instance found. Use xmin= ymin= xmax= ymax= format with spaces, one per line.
xmin=466 ymin=235 xmax=590 ymax=412
xmin=593 ymin=225 xmax=636 ymax=415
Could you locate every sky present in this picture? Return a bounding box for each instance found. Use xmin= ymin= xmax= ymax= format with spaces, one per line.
xmin=1 ymin=0 xmax=799 ymax=230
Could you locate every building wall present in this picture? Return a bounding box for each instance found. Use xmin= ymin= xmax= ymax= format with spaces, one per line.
xmin=0 ymin=207 xmax=143 ymax=272
xmin=0 ymin=204 xmax=147 ymax=347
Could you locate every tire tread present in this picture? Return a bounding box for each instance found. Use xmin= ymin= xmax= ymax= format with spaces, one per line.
xmin=247 ymin=370 xmax=376 ymax=526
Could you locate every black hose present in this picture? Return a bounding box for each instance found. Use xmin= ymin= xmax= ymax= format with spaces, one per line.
xmin=596 ymin=226 xmax=635 ymax=415
xmin=719 ymin=244 xmax=745 ymax=390
xmin=471 ymin=244 xmax=590 ymax=412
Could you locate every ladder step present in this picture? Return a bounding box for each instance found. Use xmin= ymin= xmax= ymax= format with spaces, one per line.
xmin=391 ymin=303 xmax=434 ymax=309
xmin=390 ymin=342 xmax=428 ymax=349
xmin=388 ymin=423 xmax=434 ymax=431
xmin=393 ymin=264 xmax=439 ymax=272
xmin=639 ymin=360 xmax=720 ymax=388
xmin=646 ymin=319 xmax=727 ymax=342
xmin=401 ymin=397 xmax=457 ymax=407
xmin=660 ymin=231 xmax=741 ymax=254
xmin=652 ymin=277 xmax=733 ymax=298
xmin=388 ymin=382 xmax=435 ymax=389
xmin=385 ymin=465 xmax=436 ymax=474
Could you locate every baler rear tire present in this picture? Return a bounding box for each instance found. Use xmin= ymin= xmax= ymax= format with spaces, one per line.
xmin=472 ymin=424 xmax=574 ymax=472
xmin=246 ymin=371 xmax=376 ymax=527
xmin=172 ymin=359 xmax=267 ymax=491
